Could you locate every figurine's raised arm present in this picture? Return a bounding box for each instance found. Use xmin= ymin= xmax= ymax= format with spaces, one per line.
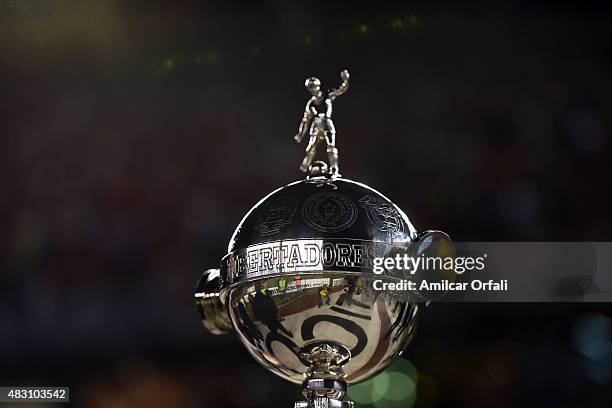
xmin=328 ymin=70 xmax=350 ymax=101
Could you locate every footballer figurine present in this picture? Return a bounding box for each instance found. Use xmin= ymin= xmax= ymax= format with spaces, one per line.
xmin=294 ymin=69 xmax=350 ymax=175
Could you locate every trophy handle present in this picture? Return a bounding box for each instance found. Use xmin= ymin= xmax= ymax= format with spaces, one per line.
xmin=411 ymin=229 xmax=454 ymax=301
xmin=396 ymin=230 xmax=454 ymax=357
xmin=194 ymin=269 xmax=232 ymax=335
xmin=412 ymin=230 xmax=452 ymax=255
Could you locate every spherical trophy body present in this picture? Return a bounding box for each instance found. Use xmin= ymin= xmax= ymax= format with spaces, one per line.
xmin=195 ymin=70 xmax=449 ymax=407
xmin=224 ymin=178 xmax=422 ymax=386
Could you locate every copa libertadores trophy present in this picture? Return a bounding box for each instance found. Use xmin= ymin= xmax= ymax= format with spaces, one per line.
xmin=195 ymin=70 xmax=450 ymax=407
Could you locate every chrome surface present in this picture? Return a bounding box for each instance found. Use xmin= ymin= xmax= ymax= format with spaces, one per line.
xmin=227 ymin=273 xmax=424 ymax=385
xmin=194 ymin=269 xmax=232 ymax=335
xmin=295 ymin=379 xmax=354 ymax=408
xmin=222 ymin=237 xmax=408 ymax=286
xmin=227 ymin=178 xmax=417 ymax=256
xmin=218 ymin=178 xmax=428 ymax=390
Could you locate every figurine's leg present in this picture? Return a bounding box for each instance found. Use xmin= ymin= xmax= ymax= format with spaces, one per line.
xmin=325 ymin=119 xmax=336 ymax=147
xmin=326 ymin=131 xmax=339 ymax=174
xmin=300 ymin=135 xmax=318 ymax=172
xmin=324 ymin=120 xmax=339 ymax=174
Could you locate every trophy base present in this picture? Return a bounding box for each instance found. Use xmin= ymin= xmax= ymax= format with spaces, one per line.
xmin=294 ymin=397 xmax=354 ymax=408
xmin=294 ymin=378 xmax=354 ymax=408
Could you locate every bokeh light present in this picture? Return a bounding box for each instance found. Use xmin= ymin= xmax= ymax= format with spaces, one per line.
xmin=573 ymin=313 xmax=612 ymax=361
xmin=573 ymin=313 xmax=612 ymax=385
xmin=347 ymin=358 xmax=418 ymax=407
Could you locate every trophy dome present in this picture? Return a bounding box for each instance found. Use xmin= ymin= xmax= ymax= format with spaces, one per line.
xmin=213 ymin=176 xmax=427 ymax=387
xmin=228 ymin=177 xmax=418 ymax=254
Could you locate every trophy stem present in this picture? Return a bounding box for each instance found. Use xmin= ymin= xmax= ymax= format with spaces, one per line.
xmin=294 ymin=342 xmax=355 ymax=408
xmin=294 ymin=379 xmax=354 ymax=408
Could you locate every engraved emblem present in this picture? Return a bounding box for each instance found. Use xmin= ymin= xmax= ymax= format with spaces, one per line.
xmin=302 ymin=192 xmax=357 ymax=233
xmin=358 ymin=195 xmax=405 ymax=237
xmin=255 ymin=197 xmax=299 ymax=236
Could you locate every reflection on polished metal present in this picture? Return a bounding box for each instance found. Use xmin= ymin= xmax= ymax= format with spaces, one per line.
xmin=194 ymin=71 xmax=450 ymax=408
xmin=194 ymin=269 xmax=232 ymax=335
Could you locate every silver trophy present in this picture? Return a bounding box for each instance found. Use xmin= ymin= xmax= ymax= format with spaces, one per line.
xmin=195 ymin=70 xmax=451 ymax=407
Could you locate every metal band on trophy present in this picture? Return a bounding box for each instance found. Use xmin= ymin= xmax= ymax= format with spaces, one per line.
xmin=195 ymin=70 xmax=451 ymax=407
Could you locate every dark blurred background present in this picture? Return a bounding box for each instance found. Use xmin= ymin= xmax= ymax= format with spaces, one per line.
xmin=1 ymin=0 xmax=612 ymax=407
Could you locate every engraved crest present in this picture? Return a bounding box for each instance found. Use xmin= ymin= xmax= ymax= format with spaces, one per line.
xmin=255 ymin=197 xmax=299 ymax=236
xmin=302 ymin=192 xmax=357 ymax=233
xmin=358 ymin=195 xmax=405 ymax=237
